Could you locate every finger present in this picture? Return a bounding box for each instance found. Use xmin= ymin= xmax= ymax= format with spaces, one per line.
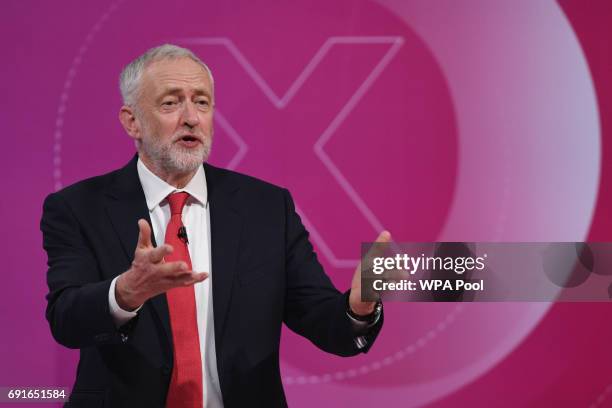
xmin=137 ymin=219 xmax=153 ymax=249
xmin=148 ymin=244 xmax=173 ymax=263
xmin=160 ymin=271 xmax=208 ymax=288
xmin=192 ymin=272 xmax=208 ymax=282
xmin=156 ymin=260 xmax=190 ymax=277
xmin=176 ymin=272 xmax=209 ymax=287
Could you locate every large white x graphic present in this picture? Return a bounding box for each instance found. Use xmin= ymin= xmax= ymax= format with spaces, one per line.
xmin=180 ymin=36 xmax=403 ymax=266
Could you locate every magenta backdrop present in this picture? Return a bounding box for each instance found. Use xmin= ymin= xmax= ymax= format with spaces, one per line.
xmin=2 ymin=0 xmax=612 ymax=407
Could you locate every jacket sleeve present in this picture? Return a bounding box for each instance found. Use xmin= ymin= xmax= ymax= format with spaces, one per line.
xmin=41 ymin=192 xmax=133 ymax=349
xmin=280 ymin=189 xmax=383 ymax=356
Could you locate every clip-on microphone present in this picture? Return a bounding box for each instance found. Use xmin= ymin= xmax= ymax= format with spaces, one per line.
xmin=177 ymin=226 xmax=189 ymax=244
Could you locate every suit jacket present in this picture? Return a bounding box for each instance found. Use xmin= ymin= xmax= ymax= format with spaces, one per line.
xmin=41 ymin=155 xmax=383 ymax=408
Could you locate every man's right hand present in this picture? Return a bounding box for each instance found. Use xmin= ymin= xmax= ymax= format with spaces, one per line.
xmin=115 ymin=219 xmax=208 ymax=311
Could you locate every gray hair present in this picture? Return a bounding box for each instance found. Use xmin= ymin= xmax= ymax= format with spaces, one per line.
xmin=119 ymin=44 xmax=214 ymax=107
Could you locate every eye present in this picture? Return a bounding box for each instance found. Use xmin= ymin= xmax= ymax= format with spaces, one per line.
xmin=162 ymin=100 xmax=177 ymax=106
xmin=196 ymin=99 xmax=210 ymax=107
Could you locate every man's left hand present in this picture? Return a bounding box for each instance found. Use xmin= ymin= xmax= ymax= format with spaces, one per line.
xmin=348 ymin=230 xmax=391 ymax=316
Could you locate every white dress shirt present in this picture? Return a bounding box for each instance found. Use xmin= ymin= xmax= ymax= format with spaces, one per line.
xmin=108 ymin=158 xmax=223 ymax=408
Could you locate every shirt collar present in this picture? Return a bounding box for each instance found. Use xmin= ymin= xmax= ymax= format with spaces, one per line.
xmin=137 ymin=157 xmax=208 ymax=211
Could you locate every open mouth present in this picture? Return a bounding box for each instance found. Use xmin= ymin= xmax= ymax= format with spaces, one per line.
xmin=176 ymin=135 xmax=202 ymax=148
xmin=179 ymin=135 xmax=199 ymax=142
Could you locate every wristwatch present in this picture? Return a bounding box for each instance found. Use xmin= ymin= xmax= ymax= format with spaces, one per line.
xmin=346 ymin=298 xmax=383 ymax=325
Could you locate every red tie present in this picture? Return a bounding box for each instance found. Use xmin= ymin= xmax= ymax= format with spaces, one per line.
xmin=164 ymin=192 xmax=203 ymax=408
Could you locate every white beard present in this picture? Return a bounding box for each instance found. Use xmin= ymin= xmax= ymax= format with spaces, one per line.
xmin=140 ymin=133 xmax=212 ymax=175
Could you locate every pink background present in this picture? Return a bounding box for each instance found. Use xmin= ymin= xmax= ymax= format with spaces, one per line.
xmin=2 ymin=0 xmax=612 ymax=406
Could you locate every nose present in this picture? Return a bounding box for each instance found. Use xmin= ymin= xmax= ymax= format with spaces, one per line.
xmin=181 ymin=101 xmax=200 ymax=128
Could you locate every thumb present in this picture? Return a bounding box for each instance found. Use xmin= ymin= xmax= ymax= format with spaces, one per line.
xmin=356 ymin=230 xmax=392 ymax=282
xmin=366 ymin=230 xmax=392 ymax=260
xmin=137 ymin=219 xmax=153 ymax=249
xmin=375 ymin=230 xmax=392 ymax=243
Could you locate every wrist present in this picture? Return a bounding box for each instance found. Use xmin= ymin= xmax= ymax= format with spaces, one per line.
xmin=115 ymin=273 xmax=141 ymax=312
xmin=347 ymin=296 xmax=382 ymax=323
xmin=350 ymin=302 xmax=375 ymax=316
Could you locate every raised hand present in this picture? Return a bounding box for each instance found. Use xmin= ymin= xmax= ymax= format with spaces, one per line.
xmin=348 ymin=230 xmax=391 ymax=316
xmin=115 ymin=219 xmax=208 ymax=311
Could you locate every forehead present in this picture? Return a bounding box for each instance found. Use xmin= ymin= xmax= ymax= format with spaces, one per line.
xmin=141 ymin=57 xmax=212 ymax=95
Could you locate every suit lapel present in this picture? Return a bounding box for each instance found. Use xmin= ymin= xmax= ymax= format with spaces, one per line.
xmin=204 ymin=163 xmax=243 ymax=347
xmin=104 ymin=155 xmax=172 ymax=344
xmin=104 ymin=156 xmax=156 ymax=258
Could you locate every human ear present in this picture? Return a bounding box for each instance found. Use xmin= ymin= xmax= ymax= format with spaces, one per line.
xmin=119 ymin=105 xmax=142 ymax=142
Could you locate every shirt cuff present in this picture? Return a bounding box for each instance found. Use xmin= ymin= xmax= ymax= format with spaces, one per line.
xmin=108 ymin=276 xmax=142 ymax=327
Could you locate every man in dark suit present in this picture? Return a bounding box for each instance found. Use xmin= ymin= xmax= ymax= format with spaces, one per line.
xmin=41 ymin=44 xmax=386 ymax=408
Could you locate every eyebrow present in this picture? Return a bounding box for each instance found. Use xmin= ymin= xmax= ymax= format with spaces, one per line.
xmin=160 ymin=87 xmax=212 ymax=99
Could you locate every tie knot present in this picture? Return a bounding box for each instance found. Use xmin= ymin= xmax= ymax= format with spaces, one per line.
xmin=167 ymin=192 xmax=190 ymax=215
